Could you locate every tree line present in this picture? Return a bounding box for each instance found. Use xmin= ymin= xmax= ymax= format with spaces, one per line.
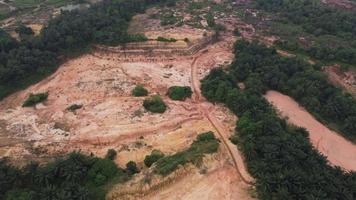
xmin=0 ymin=0 xmax=175 ymax=100
xmin=0 ymin=152 xmax=130 ymax=200
xmin=201 ymin=40 xmax=356 ymax=199
xmin=230 ymin=41 xmax=356 ymax=141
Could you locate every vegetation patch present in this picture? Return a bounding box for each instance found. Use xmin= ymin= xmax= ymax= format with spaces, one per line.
xmin=132 ymin=85 xmax=149 ymax=97
xmin=154 ymin=132 xmax=219 ymax=176
xmin=156 ymin=36 xmax=177 ymax=42
xmin=201 ymin=40 xmax=356 ymax=199
xmin=167 ymin=86 xmax=192 ymax=101
xmin=0 ymin=152 xmax=131 ymax=200
xmin=22 ymin=92 xmax=48 ymax=107
xmin=144 ymin=149 xmax=165 ymax=167
xmin=143 ymin=95 xmax=167 ymax=113
xmin=254 ymin=0 xmax=356 ymax=66
xmin=66 ymin=104 xmax=83 ymax=112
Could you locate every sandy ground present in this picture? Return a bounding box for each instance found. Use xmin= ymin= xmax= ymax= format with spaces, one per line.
xmin=0 ymin=28 xmax=254 ymax=199
xmin=265 ymin=90 xmax=356 ymax=172
xmin=324 ymin=65 xmax=356 ymax=97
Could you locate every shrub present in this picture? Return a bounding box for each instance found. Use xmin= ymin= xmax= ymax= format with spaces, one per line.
xmin=143 ymin=95 xmax=167 ymax=113
xmin=88 ymin=159 xmax=118 ymax=182
xmin=22 ymin=92 xmax=48 ymax=107
xmin=93 ymin=173 xmax=107 ymax=186
xmin=157 ymin=37 xmax=177 ymax=42
xmin=66 ymin=104 xmax=82 ymax=112
xmin=196 ymin=131 xmax=216 ymax=142
xmin=154 ymin=132 xmax=219 ymax=176
xmin=132 ymin=85 xmax=148 ymax=97
xmin=144 ymin=150 xmax=165 ymax=167
xmin=105 ymin=149 xmax=117 ymax=160
xmin=126 ymin=161 xmax=139 ymax=175
xmin=167 ymin=86 xmax=192 ymax=101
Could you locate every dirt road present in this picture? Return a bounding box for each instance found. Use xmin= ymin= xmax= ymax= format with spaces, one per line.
xmin=190 ymin=48 xmax=254 ymax=184
xmin=265 ymin=90 xmax=356 ymax=172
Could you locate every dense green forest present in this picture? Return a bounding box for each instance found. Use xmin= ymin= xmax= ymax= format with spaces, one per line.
xmin=254 ymin=0 xmax=356 ymax=66
xmin=0 ymin=152 xmax=132 ymax=200
xmin=201 ymin=40 xmax=356 ymax=199
xmin=230 ymin=41 xmax=356 ymax=141
xmin=0 ymin=0 xmax=175 ymax=100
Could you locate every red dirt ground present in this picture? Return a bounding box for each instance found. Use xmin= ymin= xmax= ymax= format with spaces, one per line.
xmin=265 ymin=90 xmax=356 ymax=172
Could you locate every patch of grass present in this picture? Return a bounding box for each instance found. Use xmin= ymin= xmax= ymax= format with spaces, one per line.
xmin=167 ymin=86 xmax=192 ymax=101
xmin=132 ymin=85 xmax=148 ymax=97
xmin=22 ymin=92 xmax=48 ymax=107
xmin=157 ymin=36 xmax=177 ymax=42
xmin=143 ymin=95 xmax=167 ymax=113
xmin=154 ymin=132 xmax=219 ymax=176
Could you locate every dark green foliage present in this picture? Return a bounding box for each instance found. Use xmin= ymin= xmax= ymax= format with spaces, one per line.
xmin=201 ymin=40 xmax=356 ymax=199
xmin=144 ymin=149 xmax=165 ymax=167
xmin=206 ymin=12 xmax=216 ymax=28
xmin=231 ymin=40 xmax=356 ymax=141
xmin=154 ymin=132 xmax=219 ymax=176
xmin=132 ymin=85 xmax=148 ymax=97
xmin=157 ymin=36 xmax=177 ymax=42
xmin=0 ymin=152 xmax=130 ymax=200
xmin=105 ymin=149 xmax=117 ymax=160
xmin=22 ymin=92 xmax=48 ymax=107
xmin=167 ymin=86 xmax=192 ymax=101
xmin=5 ymin=189 xmax=35 ymax=200
xmin=15 ymin=25 xmax=34 ymax=40
xmin=66 ymin=104 xmax=83 ymax=112
xmin=143 ymin=95 xmax=167 ymax=113
xmin=126 ymin=161 xmax=139 ymax=175
xmin=255 ymin=0 xmax=356 ymax=65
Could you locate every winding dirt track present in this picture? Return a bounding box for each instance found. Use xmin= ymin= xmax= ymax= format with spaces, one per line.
xmin=191 ymin=50 xmax=254 ymax=185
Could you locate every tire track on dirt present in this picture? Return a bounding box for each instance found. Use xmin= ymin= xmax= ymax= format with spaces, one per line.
xmin=191 ymin=48 xmax=254 ymax=185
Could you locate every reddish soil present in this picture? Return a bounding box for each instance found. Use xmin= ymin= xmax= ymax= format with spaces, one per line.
xmin=265 ymin=90 xmax=356 ymax=172
xmin=0 ymin=29 xmax=254 ymax=199
xmin=323 ymin=65 xmax=356 ymax=96
xmin=322 ymin=0 xmax=356 ymax=11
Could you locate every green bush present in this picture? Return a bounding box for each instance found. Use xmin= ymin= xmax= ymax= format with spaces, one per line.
xmin=22 ymin=92 xmax=48 ymax=107
xmin=196 ymin=131 xmax=216 ymax=142
xmin=157 ymin=37 xmax=177 ymax=42
xmin=88 ymin=159 xmax=118 ymax=182
xmin=132 ymin=85 xmax=148 ymax=97
xmin=66 ymin=104 xmax=82 ymax=112
xmin=94 ymin=173 xmax=107 ymax=186
xmin=105 ymin=149 xmax=117 ymax=160
xmin=126 ymin=161 xmax=139 ymax=175
xmin=167 ymin=86 xmax=192 ymax=101
xmin=144 ymin=150 xmax=165 ymax=167
xmin=143 ymin=95 xmax=167 ymax=113
xmin=5 ymin=189 xmax=35 ymax=200
xmin=154 ymin=132 xmax=219 ymax=176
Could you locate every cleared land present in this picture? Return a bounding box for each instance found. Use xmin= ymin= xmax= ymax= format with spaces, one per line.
xmin=0 ymin=24 xmax=254 ymax=198
xmin=265 ymin=90 xmax=356 ymax=172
